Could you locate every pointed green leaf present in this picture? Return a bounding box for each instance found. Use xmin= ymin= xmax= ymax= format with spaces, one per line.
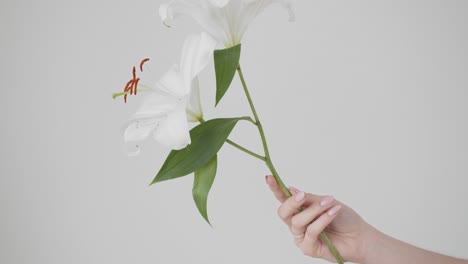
xmin=214 ymin=44 xmax=241 ymax=106
xmin=151 ymin=118 xmax=241 ymax=185
xmin=193 ymin=155 xmax=217 ymax=225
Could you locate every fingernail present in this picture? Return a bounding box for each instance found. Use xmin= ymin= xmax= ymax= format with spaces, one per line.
xmin=320 ymin=196 xmax=334 ymax=207
xmin=327 ymin=205 xmax=342 ymax=216
xmin=289 ymin=186 xmax=300 ymax=194
xmin=294 ymin=191 xmax=305 ymax=202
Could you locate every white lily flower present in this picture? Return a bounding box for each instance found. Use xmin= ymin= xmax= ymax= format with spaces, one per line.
xmin=122 ymin=32 xmax=217 ymax=154
xmin=159 ymin=0 xmax=295 ymax=48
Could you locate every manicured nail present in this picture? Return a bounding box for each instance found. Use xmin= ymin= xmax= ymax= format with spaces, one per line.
xmin=289 ymin=186 xmax=300 ymax=194
xmin=320 ymin=196 xmax=334 ymax=207
xmin=327 ymin=205 xmax=342 ymax=216
xmin=294 ymin=191 xmax=305 ymax=202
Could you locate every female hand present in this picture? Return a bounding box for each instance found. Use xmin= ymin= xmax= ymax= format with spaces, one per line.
xmin=265 ymin=175 xmax=372 ymax=263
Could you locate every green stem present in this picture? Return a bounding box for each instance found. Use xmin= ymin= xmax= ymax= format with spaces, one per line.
xmin=236 ymin=65 xmax=344 ymax=264
xmin=321 ymin=233 xmax=344 ymax=263
xmin=112 ymin=91 xmax=130 ymax=99
xmin=226 ymin=139 xmax=265 ymax=161
xmin=237 ymin=65 xmax=290 ymax=196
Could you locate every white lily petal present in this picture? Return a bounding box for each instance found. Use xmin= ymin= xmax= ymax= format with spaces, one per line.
xmin=132 ymin=90 xmax=178 ymax=120
xmin=208 ymin=0 xmax=230 ymax=7
xmin=159 ymin=0 xmax=295 ymax=47
xmin=216 ymin=0 xmax=243 ymax=47
xmin=157 ymin=64 xmax=186 ymax=98
xmin=159 ymin=0 xmax=231 ymax=45
xmin=123 ymin=90 xmax=178 ymax=143
xmin=186 ymin=78 xmax=203 ymax=122
xmin=122 ymin=32 xmax=215 ymax=152
xmin=153 ymin=104 xmax=191 ymax=150
xmin=123 ymin=118 xmax=161 ymax=143
xmin=157 ymin=33 xmax=216 ymax=98
xmin=159 ymin=0 xmax=195 ymax=24
xmin=180 ymin=32 xmax=217 ymax=92
xmin=228 ymin=0 xmax=295 ymax=45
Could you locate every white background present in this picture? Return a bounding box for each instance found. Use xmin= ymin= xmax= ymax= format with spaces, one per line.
xmin=1 ymin=0 xmax=467 ymax=263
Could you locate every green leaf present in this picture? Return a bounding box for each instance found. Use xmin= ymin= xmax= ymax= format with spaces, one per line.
xmin=193 ymin=155 xmax=217 ymax=226
xmin=214 ymin=44 xmax=241 ymax=106
xmin=151 ymin=118 xmax=241 ymax=185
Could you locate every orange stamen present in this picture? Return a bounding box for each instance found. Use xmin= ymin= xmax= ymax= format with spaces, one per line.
xmin=119 ymin=58 xmax=149 ymax=103
xmin=124 ymin=80 xmax=133 ymax=90
xmin=140 ymin=58 xmax=150 ymax=71
xmin=124 ymin=80 xmax=133 ymax=93
xmin=123 ymin=79 xmax=134 ymax=103
xmin=134 ymin=78 xmax=140 ymax=95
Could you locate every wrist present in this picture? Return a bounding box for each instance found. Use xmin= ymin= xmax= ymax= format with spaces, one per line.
xmin=354 ymin=223 xmax=383 ymax=264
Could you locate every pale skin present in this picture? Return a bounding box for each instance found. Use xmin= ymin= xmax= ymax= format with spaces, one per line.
xmin=265 ymin=175 xmax=468 ymax=264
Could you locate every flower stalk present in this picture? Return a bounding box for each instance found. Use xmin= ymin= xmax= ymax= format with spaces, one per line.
xmin=225 ymin=139 xmax=266 ymax=161
xmin=236 ymin=64 xmax=344 ymax=264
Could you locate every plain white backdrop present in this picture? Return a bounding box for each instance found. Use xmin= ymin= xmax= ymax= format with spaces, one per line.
xmin=1 ymin=0 xmax=467 ymax=263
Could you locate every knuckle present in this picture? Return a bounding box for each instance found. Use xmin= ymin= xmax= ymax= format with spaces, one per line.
xmin=305 ymin=222 xmax=321 ymax=238
xmin=277 ymin=205 xmax=288 ymax=220
xmin=276 ymin=205 xmax=284 ymax=219
xmin=311 ymin=200 xmax=322 ymax=211
xmin=277 ymin=197 xmax=295 ymax=219
xmin=290 ymin=215 xmax=302 ymax=229
xmin=299 ymin=244 xmax=317 ymax=258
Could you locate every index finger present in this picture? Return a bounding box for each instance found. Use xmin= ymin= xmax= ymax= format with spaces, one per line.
xmin=266 ymin=175 xmax=289 ymax=202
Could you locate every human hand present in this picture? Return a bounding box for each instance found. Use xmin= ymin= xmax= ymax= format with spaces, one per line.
xmin=265 ymin=175 xmax=372 ymax=263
